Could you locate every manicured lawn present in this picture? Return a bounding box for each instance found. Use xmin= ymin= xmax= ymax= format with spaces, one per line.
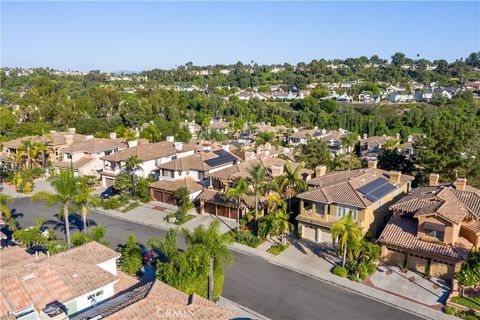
xmin=121 ymin=202 xmax=140 ymax=213
xmin=451 ymin=296 xmax=480 ymax=311
xmin=176 ymin=214 xmax=195 ymax=225
xmin=268 ymin=243 xmax=290 ymax=255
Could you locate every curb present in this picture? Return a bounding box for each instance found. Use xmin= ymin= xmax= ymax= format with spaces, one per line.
xmin=230 ymin=242 xmax=456 ymax=320
xmin=218 ymin=297 xmax=271 ymax=320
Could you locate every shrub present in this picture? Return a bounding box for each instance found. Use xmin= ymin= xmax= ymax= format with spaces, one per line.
xmin=102 ymin=196 xmax=128 ymax=210
xmin=232 ymin=230 xmax=262 ymax=248
xmin=120 ymin=235 xmax=143 ymax=276
xmin=268 ymin=243 xmax=289 ymax=255
xmin=332 ymin=266 xmax=348 ymax=278
xmin=175 ymin=207 xmax=188 ymax=223
xmin=444 ymin=306 xmax=455 ymax=315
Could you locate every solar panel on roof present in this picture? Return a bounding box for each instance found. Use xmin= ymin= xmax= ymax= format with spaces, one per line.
xmin=366 ymin=183 xmax=398 ymax=201
xmin=357 ymin=177 xmax=389 ymax=195
xmin=204 ymin=150 xmax=237 ymax=167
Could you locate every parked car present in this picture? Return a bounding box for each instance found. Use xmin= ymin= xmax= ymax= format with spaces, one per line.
xmin=100 ymin=186 xmax=117 ymax=199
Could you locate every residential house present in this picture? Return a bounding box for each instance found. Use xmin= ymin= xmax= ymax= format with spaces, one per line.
xmin=336 ymin=93 xmax=353 ymax=102
xmin=359 ymin=134 xmax=397 ymax=160
xmin=399 ymin=135 xmax=417 ymax=157
xmin=464 ymin=81 xmax=480 ymax=91
xmin=388 ymin=91 xmax=415 ymax=103
xmin=199 ymin=157 xmax=313 ymax=220
xmin=296 ymin=165 xmax=413 ymax=244
xmin=0 ymin=242 xmax=121 ymax=319
xmin=53 ymin=135 xmax=126 ymax=177
xmin=0 ymin=128 xmax=86 ymax=167
xmin=208 ymin=119 xmax=230 ymax=135
xmin=378 ymin=174 xmax=480 ymax=279
xmin=0 ymin=242 xmax=232 ymax=320
xmin=100 ymin=141 xmax=195 ymax=187
xmin=358 ymin=93 xmax=381 ymax=104
xmin=150 ymin=148 xmax=239 ymax=205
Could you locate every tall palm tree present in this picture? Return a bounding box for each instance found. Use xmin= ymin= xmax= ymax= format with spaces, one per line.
xmin=274 ymin=162 xmax=308 ymax=213
xmin=32 ymin=142 xmax=49 ymax=168
xmin=0 ymin=193 xmax=14 ymax=222
xmin=124 ymin=156 xmax=143 ymax=196
xmin=248 ymin=164 xmax=267 ymax=234
xmin=72 ymin=190 xmax=100 ymax=232
xmin=182 ymin=220 xmax=233 ymax=301
xmin=32 ymin=169 xmax=83 ymax=248
xmin=225 ymin=177 xmax=249 ymax=230
xmin=19 ymin=139 xmax=34 ymax=169
xmin=331 ymin=212 xmax=363 ymax=267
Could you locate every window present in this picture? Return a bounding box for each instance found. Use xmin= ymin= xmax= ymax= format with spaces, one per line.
xmin=198 ymin=171 xmax=205 ymax=180
xmin=316 ymin=204 xmax=324 ymax=215
xmin=162 ymin=170 xmax=174 ymax=178
xmin=337 ymin=206 xmax=357 ymax=221
xmin=425 ymin=228 xmax=444 ymax=241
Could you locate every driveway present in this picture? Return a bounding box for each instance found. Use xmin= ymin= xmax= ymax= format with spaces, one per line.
xmin=273 ymin=237 xmax=340 ymax=272
xmin=365 ymin=265 xmax=450 ymax=310
xmin=183 ymin=214 xmax=237 ymax=234
xmin=2 ymin=178 xmax=54 ymax=198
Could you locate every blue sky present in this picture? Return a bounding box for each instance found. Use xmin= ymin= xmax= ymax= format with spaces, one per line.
xmin=1 ymin=1 xmax=479 ymax=71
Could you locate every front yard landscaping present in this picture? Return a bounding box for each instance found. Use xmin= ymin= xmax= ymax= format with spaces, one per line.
xmin=451 ymin=296 xmax=480 ymax=311
xmin=268 ymin=243 xmax=290 ymax=255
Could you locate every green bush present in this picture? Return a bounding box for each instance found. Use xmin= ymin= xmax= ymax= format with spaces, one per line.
xmin=232 ymin=230 xmax=262 ymax=248
xmin=332 ymin=266 xmax=348 ymax=278
xmin=122 ymin=201 xmax=140 ymax=213
xmin=444 ymin=306 xmax=455 ymax=315
xmin=102 ymin=196 xmax=128 ymax=210
xmin=268 ymin=243 xmax=289 ymax=255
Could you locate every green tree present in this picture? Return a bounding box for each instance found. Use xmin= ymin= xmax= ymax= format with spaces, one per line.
xmin=296 ymin=139 xmax=331 ymax=170
xmin=0 ymin=193 xmax=13 ymax=222
xmin=182 ymin=220 xmax=233 ymax=300
xmin=225 ymin=177 xmax=249 ymax=229
xmin=331 ymin=213 xmax=363 ymax=267
xmin=120 ymin=235 xmax=143 ymax=275
xmin=248 ymin=164 xmax=268 ymax=234
xmin=32 ymin=169 xmax=83 ymax=248
xmin=174 ymin=186 xmax=193 ymax=209
xmin=274 ymin=162 xmax=307 ymax=213
xmin=72 ymin=187 xmax=100 ymax=231
xmin=71 ymin=226 xmax=108 ymax=247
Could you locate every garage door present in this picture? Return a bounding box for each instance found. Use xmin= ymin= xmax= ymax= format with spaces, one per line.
xmin=217 ymin=205 xmax=230 ymax=218
xmin=408 ymin=255 xmax=428 ymax=274
xmin=204 ymin=203 xmax=216 ymax=215
xmin=105 ymin=178 xmax=114 ymax=187
xmin=431 ymin=260 xmax=455 ymax=279
xmin=152 ymin=190 xmax=163 ymax=201
xmin=302 ymin=225 xmax=316 ymax=242
xmin=383 ymin=248 xmax=405 ymax=267
xmin=152 ymin=190 xmax=176 ymax=205
xmin=318 ymin=228 xmax=333 ymax=244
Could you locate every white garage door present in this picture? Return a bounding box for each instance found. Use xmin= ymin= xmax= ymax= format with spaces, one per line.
xmin=303 ymin=225 xmax=316 ymax=242
xmin=318 ymin=228 xmax=333 ymax=244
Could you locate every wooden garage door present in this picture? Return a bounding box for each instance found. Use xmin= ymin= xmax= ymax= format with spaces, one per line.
xmin=303 ymin=225 xmax=316 ymax=242
xmin=383 ymin=248 xmax=405 ymax=267
xmin=152 ymin=190 xmax=163 ymax=201
xmin=105 ymin=178 xmax=114 ymax=187
xmin=217 ymin=205 xmax=230 ymax=218
xmin=204 ymin=203 xmax=216 ymax=215
xmin=408 ymin=255 xmax=428 ymax=274
xmin=431 ymin=260 xmax=455 ymax=279
xmin=163 ymin=192 xmax=176 ymax=205
xmin=229 ymin=208 xmax=238 ymax=220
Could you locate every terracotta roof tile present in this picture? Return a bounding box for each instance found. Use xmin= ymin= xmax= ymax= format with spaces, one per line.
xmin=377 ymin=215 xmax=471 ymax=261
xmin=150 ymin=177 xmax=204 ymax=194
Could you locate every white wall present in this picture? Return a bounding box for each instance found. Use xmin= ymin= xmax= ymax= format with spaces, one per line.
xmin=65 ymin=282 xmax=116 ymax=316
xmin=96 ymin=257 xmax=118 ymax=276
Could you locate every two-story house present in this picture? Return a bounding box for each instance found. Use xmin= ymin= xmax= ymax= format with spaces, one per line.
xmin=296 ymin=165 xmax=413 ymax=244
xmin=100 ymin=141 xmax=195 ymax=187
xmin=53 ymin=135 xmax=127 ymax=177
xmin=150 ymin=148 xmax=239 ymax=205
xmin=358 ymin=134 xmax=397 ymax=160
xmin=377 ymin=174 xmax=480 ymax=279
xmin=198 ymin=156 xmax=313 ymax=220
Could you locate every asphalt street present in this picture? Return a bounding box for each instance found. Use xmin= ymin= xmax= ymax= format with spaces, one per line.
xmin=6 ymin=197 xmax=424 ymax=320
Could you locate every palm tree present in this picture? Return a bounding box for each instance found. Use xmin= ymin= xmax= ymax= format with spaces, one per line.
xmin=331 ymin=212 xmax=363 ymax=267
xmin=72 ymin=190 xmax=100 ymax=232
xmin=19 ymin=139 xmax=34 ymax=169
xmin=274 ymin=162 xmax=307 ymax=213
xmin=124 ymin=156 xmax=143 ymax=196
xmin=225 ymin=177 xmax=249 ymax=230
xmin=32 ymin=169 xmax=82 ymax=248
xmin=182 ymin=220 xmax=233 ymax=301
xmin=32 ymin=142 xmax=49 ymax=168
xmin=248 ymin=164 xmax=267 ymax=234
xmin=0 ymin=193 xmax=14 ymax=222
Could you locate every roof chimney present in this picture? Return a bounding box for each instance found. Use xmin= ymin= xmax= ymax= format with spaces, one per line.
xmin=455 ymin=177 xmax=467 ymax=191
xmin=362 ymin=133 xmax=368 ymax=140
xmin=221 ymin=144 xmax=230 ymax=152
xmin=389 ymin=170 xmax=402 ymax=185
xmin=367 ymin=160 xmax=378 ymax=169
xmin=315 ymin=165 xmax=327 ymax=177
xmin=429 ymin=173 xmax=440 ymax=187
xmin=65 ymin=134 xmax=74 ymax=145
xmin=270 ymin=164 xmax=284 ymax=177
xmin=244 ymin=151 xmax=256 ymax=161
xmin=109 ymin=132 xmax=117 ymax=140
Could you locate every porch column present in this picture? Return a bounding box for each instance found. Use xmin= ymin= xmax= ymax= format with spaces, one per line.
xmin=300 ymin=200 xmax=304 ymax=214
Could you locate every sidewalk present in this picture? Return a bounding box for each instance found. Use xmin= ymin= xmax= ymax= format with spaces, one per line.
xmin=230 ymin=242 xmax=456 ymax=320
xmin=218 ymin=297 xmax=271 ymax=320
